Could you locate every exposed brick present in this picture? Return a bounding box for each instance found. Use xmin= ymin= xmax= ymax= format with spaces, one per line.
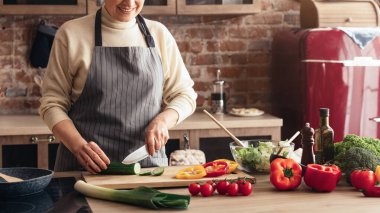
xmin=14 ymin=56 xmax=28 ymax=69
xmin=190 ymin=41 xmax=203 ymax=53
xmin=15 ymin=43 xmax=29 ymax=56
xmin=25 ymin=99 xmax=41 ymax=109
xmin=207 ymin=67 xmax=246 ymax=79
xmin=230 ymin=53 xmax=248 ymax=64
xmin=193 ymin=81 xmax=210 ymax=92
xmin=220 ymin=41 xmax=247 ymax=52
xmin=246 ymin=66 xmax=270 ymax=78
xmin=228 ymin=94 xmax=248 ymax=107
xmin=284 ymin=12 xmax=300 ymax=26
xmin=0 ymin=70 xmax=12 ymax=83
xmin=188 ymin=67 xmax=201 ymax=79
xmin=186 ymin=28 xmax=214 ymax=39
xmin=177 ymin=41 xmax=190 ymax=52
xmin=15 ymin=69 xmax=32 ymax=84
xmin=247 ymin=53 xmax=270 ymax=64
xmin=196 ymin=95 xmax=206 ymax=108
xmin=0 ymin=42 xmax=12 ymax=56
xmin=0 ymin=29 xmax=13 ymax=42
xmin=191 ymin=54 xmax=218 ymax=65
xmin=248 ymin=40 xmax=271 ymax=51
xmin=15 ymin=29 xmax=33 ymax=42
xmin=0 ymin=16 xmax=14 ymax=29
xmin=206 ymin=41 xmax=219 ymax=52
xmin=0 ymin=56 xmax=13 ymax=69
xmin=229 ymin=27 xmax=248 ymax=39
xmin=248 ymin=78 xmax=271 ymax=91
xmin=29 ymin=84 xmax=41 ymax=97
xmin=247 ymin=26 xmax=269 ymax=38
xmin=245 ymin=13 xmax=283 ymax=25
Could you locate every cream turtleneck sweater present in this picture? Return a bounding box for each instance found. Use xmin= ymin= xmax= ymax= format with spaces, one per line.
xmin=39 ymin=8 xmax=197 ymax=130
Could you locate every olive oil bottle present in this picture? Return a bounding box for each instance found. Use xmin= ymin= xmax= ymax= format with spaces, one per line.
xmin=316 ymin=108 xmax=334 ymax=163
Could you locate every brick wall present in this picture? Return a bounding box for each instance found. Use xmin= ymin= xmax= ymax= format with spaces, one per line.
xmin=0 ymin=0 xmax=300 ymax=115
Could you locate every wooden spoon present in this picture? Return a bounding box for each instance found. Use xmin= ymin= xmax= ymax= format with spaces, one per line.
xmin=203 ymin=109 xmax=246 ymax=147
xmin=0 ymin=172 xmax=23 ymax=183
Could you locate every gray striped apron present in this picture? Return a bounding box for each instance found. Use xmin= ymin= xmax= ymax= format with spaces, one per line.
xmin=54 ymin=9 xmax=168 ymax=171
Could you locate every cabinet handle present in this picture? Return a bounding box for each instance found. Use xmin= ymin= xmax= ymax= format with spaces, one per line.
xmin=370 ymin=117 xmax=380 ymax=123
xmin=31 ymin=135 xmax=56 ymax=143
xmin=345 ymin=17 xmax=353 ymax=23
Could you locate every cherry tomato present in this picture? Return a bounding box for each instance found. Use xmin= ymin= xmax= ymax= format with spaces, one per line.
xmin=216 ymin=180 xmax=230 ymax=195
xmin=240 ymin=181 xmax=253 ymax=196
xmin=350 ymin=169 xmax=376 ymax=190
xmin=227 ymin=182 xmax=239 ymax=196
xmin=188 ymin=183 xmax=200 ymax=196
xmin=236 ymin=178 xmax=245 ymax=193
xmin=200 ymin=183 xmax=214 ymax=197
xmin=206 ymin=180 xmax=216 ymax=192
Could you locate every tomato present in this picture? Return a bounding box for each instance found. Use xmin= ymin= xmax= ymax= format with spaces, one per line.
xmin=200 ymin=183 xmax=214 ymax=197
xmin=227 ymin=182 xmax=239 ymax=196
xmin=236 ymin=178 xmax=245 ymax=193
xmin=350 ymin=169 xmax=376 ymax=190
xmin=188 ymin=183 xmax=200 ymax=196
xmin=239 ymin=181 xmax=253 ymax=196
xmin=216 ymin=180 xmax=230 ymax=195
xmin=206 ymin=180 xmax=216 ymax=192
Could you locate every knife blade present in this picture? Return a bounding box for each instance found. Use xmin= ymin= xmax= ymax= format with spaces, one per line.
xmin=122 ymin=145 xmax=150 ymax=165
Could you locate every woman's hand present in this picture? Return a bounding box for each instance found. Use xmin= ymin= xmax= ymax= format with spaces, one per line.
xmin=73 ymin=141 xmax=110 ymax=174
xmin=145 ymin=118 xmax=169 ymax=156
xmin=145 ymin=109 xmax=179 ymax=156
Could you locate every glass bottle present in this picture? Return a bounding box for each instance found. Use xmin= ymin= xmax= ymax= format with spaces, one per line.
xmin=318 ymin=108 xmax=334 ymax=163
xmin=211 ymin=69 xmax=225 ymax=114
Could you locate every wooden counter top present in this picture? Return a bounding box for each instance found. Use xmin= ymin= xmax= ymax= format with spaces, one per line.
xmin=0 ymin=111 xmax=282 ymax=136
xmin=55 ymin=172 xmax=379 ymax=213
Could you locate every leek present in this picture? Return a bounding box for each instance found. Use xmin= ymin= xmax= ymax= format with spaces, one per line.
xmin=74 ymin=180 xmax=190 ymax=209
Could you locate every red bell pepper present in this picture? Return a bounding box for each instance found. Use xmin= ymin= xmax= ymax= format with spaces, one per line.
xmin=363 ymin=186 xmax=380 ymax=197
xmin=203 ymin=161 xmax=229 ymax=177
xmin=304 ymin=164 xmax=341 ymax=192
xmin=270 ymin=158 xmax=302 ymax=191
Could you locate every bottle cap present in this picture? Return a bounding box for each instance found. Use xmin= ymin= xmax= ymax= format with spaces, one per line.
xmin=320 ymin=108 xmax=329 ymax=117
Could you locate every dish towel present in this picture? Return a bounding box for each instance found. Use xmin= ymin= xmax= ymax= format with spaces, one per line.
xmin=336 ymin=27 xmax=380 ymax=49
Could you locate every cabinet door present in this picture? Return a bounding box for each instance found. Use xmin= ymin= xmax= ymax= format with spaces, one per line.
xmin=88 ymin=0 xmax=176 ymax=15
xmin=142 ymin=0 xmax=176 ymax=15
xmin=177 ymin=0 xmax=261 ymax=15
xmin=0 ymin=0 xmax=87 ymax=15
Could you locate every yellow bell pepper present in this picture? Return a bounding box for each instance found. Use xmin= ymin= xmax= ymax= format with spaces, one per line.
xmin=213 ymin=159 xmax=239 ymax=173
xmin=375 ymin=165 xmax=380 ymax=184
xmin=175 ymin=165 xmax=207 ymax=179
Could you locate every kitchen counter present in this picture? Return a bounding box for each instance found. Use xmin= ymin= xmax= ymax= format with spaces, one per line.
xmin=56 ymin=172 xmax=379 ymax=213
xmin=0 ymin=111 xmax=282 ymax=137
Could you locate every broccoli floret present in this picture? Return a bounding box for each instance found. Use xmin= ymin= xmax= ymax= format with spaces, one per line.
xmin=333 ymin=134 xmax=380 ymax=167
xmin=343 ymin=147 xmax=380 ymax=183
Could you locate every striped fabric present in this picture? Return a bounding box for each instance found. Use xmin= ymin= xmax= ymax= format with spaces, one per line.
xmin=54 ymin=10 xmax=167 ymax=171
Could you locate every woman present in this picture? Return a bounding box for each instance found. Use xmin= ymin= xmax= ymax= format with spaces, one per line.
xmin=39 ymin=0 xmax=197 ymax=173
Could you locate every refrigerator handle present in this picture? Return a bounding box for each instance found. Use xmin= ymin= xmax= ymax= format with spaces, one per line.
xmin=369 ymin=117 xmax=380 ymax=123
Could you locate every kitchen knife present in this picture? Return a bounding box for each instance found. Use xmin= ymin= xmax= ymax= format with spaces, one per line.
xmin=122 ymin=145 xmax=150 ymax=165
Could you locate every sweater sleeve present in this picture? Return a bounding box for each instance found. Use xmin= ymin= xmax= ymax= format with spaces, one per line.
xmin=38 ymin=28 xmax=73 ymax=130
xmin=155 ymin=24 xmax=197 ymax=124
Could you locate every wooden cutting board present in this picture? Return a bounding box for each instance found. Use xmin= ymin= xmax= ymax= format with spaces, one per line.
xmin=82 ymin=166 xmax=254 ymax=189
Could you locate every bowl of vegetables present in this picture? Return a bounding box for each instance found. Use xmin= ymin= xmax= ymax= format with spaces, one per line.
xmin=230 ymin=140 xmax=294 ymax=173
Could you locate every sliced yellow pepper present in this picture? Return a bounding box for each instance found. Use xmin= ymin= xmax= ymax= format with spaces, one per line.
xmin=175 ymin=165 xmax=207 ymax=179
xmin=213 ymin=159 xmax=239 ymax=173
xmin=375 ymin=165 xmax=380 ymax=184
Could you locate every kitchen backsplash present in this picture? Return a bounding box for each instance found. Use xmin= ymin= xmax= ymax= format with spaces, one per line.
xmin=0 ymin=0 xmax=300 ymax=114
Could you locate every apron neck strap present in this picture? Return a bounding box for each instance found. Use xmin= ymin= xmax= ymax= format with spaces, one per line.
xmin=94 ymin=8 xmax=155 ymax=48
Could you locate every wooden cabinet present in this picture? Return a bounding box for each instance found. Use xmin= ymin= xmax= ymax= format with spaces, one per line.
xmin=88 ymin=0 xmax=260 ymax=16
xmin=0 ymin=0 xmax=87 ymax=15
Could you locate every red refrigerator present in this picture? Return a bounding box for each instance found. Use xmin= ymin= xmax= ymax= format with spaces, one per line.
xmin=272 ymin=28 xmax=380 ymax=148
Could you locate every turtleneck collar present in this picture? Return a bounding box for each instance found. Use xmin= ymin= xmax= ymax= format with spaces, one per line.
xmin=101 ymin=5 xmax=137 ymax=30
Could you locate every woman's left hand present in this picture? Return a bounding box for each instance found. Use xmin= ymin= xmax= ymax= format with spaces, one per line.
xmin=145 ymin=117 xmax=169 ymax=156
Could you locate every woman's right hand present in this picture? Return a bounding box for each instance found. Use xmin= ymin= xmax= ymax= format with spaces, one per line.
xmin=73 ymin=141 xmax=110 ymax=174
